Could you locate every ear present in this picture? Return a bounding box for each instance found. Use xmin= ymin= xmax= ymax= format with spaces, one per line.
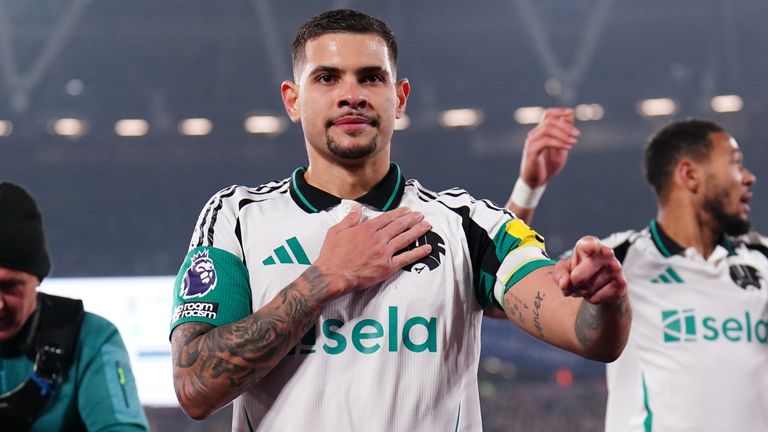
xmin=676 ymin=159 xmax=701 ymax=194
xmin=281 ymin=80 xmax=301 ymax=124
xmin=395 ymin=78 xmax=410 ymax=119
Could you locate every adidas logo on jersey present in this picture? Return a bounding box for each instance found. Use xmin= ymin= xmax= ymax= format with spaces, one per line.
xmin=662 ymin=309 xmax=768 ymax=344
xmin=263 ymin=237 xmax=310 ymax=266
xmin=651 ymin=266 xmax=684 ymax=284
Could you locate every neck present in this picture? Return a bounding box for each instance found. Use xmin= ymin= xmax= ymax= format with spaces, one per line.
xmin=657 ymin=198 xmax=720 ymax=259
xmin=304 ymin=149 xmax=391 ymax=199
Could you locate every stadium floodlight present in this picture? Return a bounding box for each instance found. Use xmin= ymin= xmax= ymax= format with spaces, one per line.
xmin=439 ymin=109 xmax=484 ymax=128
xmin=638 ymin=98 xmax=677 ymax=117
xmin=394 ymin=114 xmax=410 ymax=131
xmin=115 ymin=119 xmax=150 ymax=137
xmin=574 ymin=104 xmax=605 ymax=121
xmin=244 ymin=115 xmax=286 ymax=135
xmin=0 ymin=120 xmax=12 ymax=137
xmin=50 ymin=118 xmax=86 ymax=137
xmin=178 ymin=118 xmax=213 ymax=136
xmin=710 ymin=95 xmax=743 ymax=113
xmin=514 ymin=106 xmax=545 ymax=125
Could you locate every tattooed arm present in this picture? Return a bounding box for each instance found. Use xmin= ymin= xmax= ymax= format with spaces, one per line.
xmin=171 ymin=205 xmax=432 ymax=419
xmin=502 ymin=236 xmax=631 ymax=362
xmin=172 ymin=267 xmax=336 ymax=419
xmin=484 ymin=108 xmax=579 ymax=321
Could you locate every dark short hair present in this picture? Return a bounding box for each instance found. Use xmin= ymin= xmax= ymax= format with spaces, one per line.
xmin=643 ymin=118 xmax=725 ymax=198
xmin=291 ymin=9 xmax=398 ymax=76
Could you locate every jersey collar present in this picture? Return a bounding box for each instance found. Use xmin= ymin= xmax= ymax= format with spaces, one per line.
xmin=649 ymin=219 xmax=736 ymax=258
xmin=289 ymin=163 xmax=405 ymax=213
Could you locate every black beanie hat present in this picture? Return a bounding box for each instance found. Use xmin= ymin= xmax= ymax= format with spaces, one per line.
xmin=0 ymin=182 xmax=51 ymax=280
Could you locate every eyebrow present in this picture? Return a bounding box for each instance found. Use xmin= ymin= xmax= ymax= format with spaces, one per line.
xmin=310 ymin=66 xmax=341 ymax=77
xmin=358 ymin=66 xmax=388 ymax=77
xmin=309 ymin=65 xmax=390 ymax=78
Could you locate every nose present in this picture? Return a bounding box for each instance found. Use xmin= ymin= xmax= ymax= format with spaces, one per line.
xmin=337 ymin=80 xmax=368 ymax=110
xmin=743 ymin=166 xmax=756 ymax=186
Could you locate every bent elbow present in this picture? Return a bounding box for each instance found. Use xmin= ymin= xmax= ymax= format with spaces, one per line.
xmin=174 ymin=381 xmax=218 ymax=421
xmin=595 ymin=347 xmax=623 ymax=363
xmin=586 ymin=337 xmax=627 ymax=363
xmin=179 ymin=399 xmax=216 ymax=421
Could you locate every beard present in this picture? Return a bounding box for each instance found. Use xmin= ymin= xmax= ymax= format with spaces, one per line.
xmin=323 ymin=112 xmax=380 ymax=160
xmin=325 ymin=133 xmax=378 ymax=160
xmin=702 ymin=190 xmax=751 ymax=236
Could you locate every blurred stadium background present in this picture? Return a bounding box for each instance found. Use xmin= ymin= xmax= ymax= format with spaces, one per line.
xmin=2 ymin=0 xmax=766 ymax=430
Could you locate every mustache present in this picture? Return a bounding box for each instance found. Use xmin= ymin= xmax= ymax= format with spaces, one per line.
xmin=325 ymin=112 xmax=379 ymax=128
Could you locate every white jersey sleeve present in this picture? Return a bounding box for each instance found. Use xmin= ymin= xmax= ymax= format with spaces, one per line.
xmin=431 ymin=188 xmax=556 ymax=310
xmin=169 ymin=185 xmax=254 ymax=335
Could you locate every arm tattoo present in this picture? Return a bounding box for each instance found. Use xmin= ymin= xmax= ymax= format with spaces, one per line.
xmin=574 ymin=302 xmax=603 ymax=348
xmin=171 ymin=265 xmax=330 ymax=409
xmin=532 ymin=291 xmax=545 ymax=338
xmin=504 ymin=291 xmax=529 ymax=324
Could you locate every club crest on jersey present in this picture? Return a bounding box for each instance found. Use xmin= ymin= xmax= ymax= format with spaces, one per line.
xmin=729 ymin=264 xmax=762 ymax=290
xmin=181 ymin=249 xmax=218 ymax=299
xmin=401 ymin=231 xmax=446 ymax=274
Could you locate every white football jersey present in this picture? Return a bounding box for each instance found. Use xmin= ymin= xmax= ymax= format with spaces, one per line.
xmin=170 ymin=164 xmax=554 ymax=431
xmin=604 ymin=221 xmax=768 ymax=432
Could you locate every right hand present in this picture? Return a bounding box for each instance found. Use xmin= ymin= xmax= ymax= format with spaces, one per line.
xmin=555 ymin=236 xmax=627 ymax=305
xmin=313 ymin=205 xmax=433 ymax=295
xmin=519 ymin=107 xmax=580 ymax=187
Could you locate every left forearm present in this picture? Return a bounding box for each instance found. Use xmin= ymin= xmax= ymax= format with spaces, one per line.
xmin=573 ymin=296 xmax=631 ymax=362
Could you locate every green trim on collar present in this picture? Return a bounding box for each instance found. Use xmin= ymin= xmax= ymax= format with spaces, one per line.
xmin=649 ymin=219 xmax=736 ymax=257
xmin=291 ymin=168 xmax=319 ymax=213
xmin=649 ymin=220 xmax=672 ymax=258
xmin=381 ymin=164 xmax=402 ymax=211
xmin=289 ymin=163 xmax=405 ymax=213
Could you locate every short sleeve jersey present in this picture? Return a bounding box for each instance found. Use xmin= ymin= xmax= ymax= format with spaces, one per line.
xmin=603 ymin=221 xmax=768 ymax=432
xmin=170 ymin=164 xmax=554 ymax=431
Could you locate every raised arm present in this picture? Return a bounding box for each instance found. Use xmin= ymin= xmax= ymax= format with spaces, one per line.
xmin=485 ymin=108 xmax=580 ymax=319
xmin=505 ymin=107 xmax=580 ymax=224
xmin=171 ymin=206 xmax=432 ymax=419
xmin=503 ymin=236 xmax=631 ymax=362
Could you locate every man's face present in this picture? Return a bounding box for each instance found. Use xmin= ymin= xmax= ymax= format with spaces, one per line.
xmin=0 ymin=267 xmax=39 ymax=341
xmin=700 ymin=131 xmax=756 ymax=235
xmin=282 ymin=32 xmax=409 ymax=163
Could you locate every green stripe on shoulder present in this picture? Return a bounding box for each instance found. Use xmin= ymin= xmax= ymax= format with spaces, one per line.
xmin=505 ymin=259 xmax=556 ymax=290
xmin=171 ymin=246 xmax=252 ymax=333
xmin=492 ymin=220 xmax=522 ymax=262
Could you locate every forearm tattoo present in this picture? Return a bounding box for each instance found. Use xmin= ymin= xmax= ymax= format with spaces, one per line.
xmin=574 ymin=297 xmax=629 ymax=348
xmin=574 ymin=302 xmax=602 ymax=348
xmin=171 ymin=266 xmax=330 ymax=408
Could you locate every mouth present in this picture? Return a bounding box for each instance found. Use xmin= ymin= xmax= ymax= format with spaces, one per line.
xmin=328 ymin=114 xmax=377 ymax=132
xmin=739 ymin=191 xmax=752 ymax=211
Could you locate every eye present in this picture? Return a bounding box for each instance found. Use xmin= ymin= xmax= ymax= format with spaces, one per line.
xmin=361 ymin=74 xmax=384 ymax=84
xmin=0 ymin=280 xmax=22 ymax=292
xmin=316 ymin=74 xmax=337 ymax=84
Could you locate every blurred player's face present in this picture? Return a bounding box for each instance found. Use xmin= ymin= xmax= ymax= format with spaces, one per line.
xmin=0 ymin=267 xmax=39 ymax=341
xmin=282 ymin=33 xmax=408 ymax=164
xmin=699 ymin=132 xmax=756 ymax=235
